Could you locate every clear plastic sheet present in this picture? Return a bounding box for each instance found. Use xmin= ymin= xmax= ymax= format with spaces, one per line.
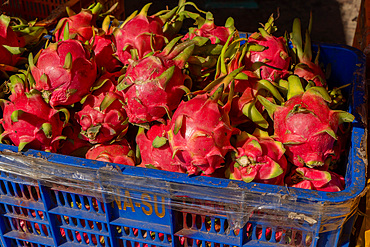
xmin=0 ymin=144 xmax=366 ymax=233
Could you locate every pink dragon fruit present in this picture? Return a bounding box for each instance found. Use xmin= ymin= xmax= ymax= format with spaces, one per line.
xmin=91 ymin=15 xmax=122 ymax=72
xmin=113 ymin=3 xmax=167 ymax=65
xmin=290 ymin=18 xmax=326 ymax=87
xmin=58 ymin=123 xmax=92 ymax=157
xmin=286 ymin=167 xmax=345 ymax=192
xmin=226 ymin=129 xmax=287 ymax=185
xmin=258 ymin=75 xmax=354 ymax=168
xmin=244 ymin=15 xmax=290 ymax=81
xmin=117 ymin=38 xmax=194 ymax=124
xmin=0 ymin=14 xmax=26 ymax=68
xmin=184 ymin=13 xmax=236 ymax=90
xmin=167 ymin=84 xmax=239 ymax=175
xmin=92 ymin=34 xmax=122 ymax=73
xmin=85 ymin=139 xmax=136 ymax=166
xmin=231 ymin=79 xmax=283 ymax=129
xmin=0 ymin=15 xmax=47 ymax=74
xmin=211 ymin=40 xmax=284 ymax=128
xmin=29 ymin=39 xmax=97 ymax=107
xmin=75 ymin=77 xmax=128 ymax=144
xmin=9 ymin=16 xmax=47 ymax=48
xmin=53 ymin=3 xmax=103 ymax=42
xmin=0 ymin=74 xmax=69 ymax=152
xmin=136 ymin=123 xmax=185 ymax=173
xmin=182 ymin=12 xmax=235 ymax=45
xmin=229 ymin=56 xmax=261 ymax=93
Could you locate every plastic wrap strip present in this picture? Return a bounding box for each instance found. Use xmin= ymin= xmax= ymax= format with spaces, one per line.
xmin=0 ymin=149 xmax=364 ymax=233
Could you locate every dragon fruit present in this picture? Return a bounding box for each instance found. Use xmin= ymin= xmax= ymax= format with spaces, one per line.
xmin=58 ymin=123 xmax=92 ymax=157
xmin=136 ymin=124 xmax=185 ymax=173
xmin=167 ymin=84 xmax=239 ymax=175
xmin=10 ymin=15 xmax=48 ymax=48
xmin=160 ymin=0 xmax=204 ymax=40
xmin=290 ymin=18 xmax=327 ymax=87
xmin=92 ymin=33 xmax=122 ymax=73
xmin=0 ymin=74 xmax=69 ymax=152
xmin=244 ymin=15 xmax=290 ymax=81
xmin=182 ymin=12 xmax=235 ymax=45
xmin=29 ymin=39 xmax=97 ymax=107
xmin=0 ymin=15 xmax=47 ymax=75
xmin=232 ymin=78 xmax=283 ymax=129
xmin=258 ymin=75 xmax=354 ymax=168
xmin=85 ymin=139 xmax=136 ymax=166
xmin=53 ymin=3 xmax=103 ymax=42
xmin=75 ymin=77 xmax=128 ymax=144
xmin=226 ymin=129 xmax=287 ymax=185
xmin=286 ymin=167 xmax=345 ymax=192
xmin=0 ymin=14 xmax=26 ymax=68
xmin=117 ymin=38 xmax=194 ymax=124
xmin=91 ymin=15 xmax=122 ymax=72
xmin=184 ymin=16 xmax=237 ymax=90
xmin=209 ymin=39 xmax=284 ymax=128
xmin=114 ymin=3 xmax=168 ymax=65
xmin=0 ymin=14 xmax=48 ymax=72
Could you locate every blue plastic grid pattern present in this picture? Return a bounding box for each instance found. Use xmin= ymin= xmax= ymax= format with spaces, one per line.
xmin=0 ymin=43 xmax=366 ymax=247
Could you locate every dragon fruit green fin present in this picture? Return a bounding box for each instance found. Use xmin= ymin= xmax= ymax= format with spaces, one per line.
xmin=287 ymin=75 xmax=304 ymax=100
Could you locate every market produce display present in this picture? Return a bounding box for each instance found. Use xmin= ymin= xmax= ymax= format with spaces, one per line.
xmin=0 ymin=0 xmax=356 ymax=192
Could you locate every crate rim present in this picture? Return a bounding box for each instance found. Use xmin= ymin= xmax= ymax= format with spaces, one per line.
xmin=0 ymin=128 xmax=365 ymax=205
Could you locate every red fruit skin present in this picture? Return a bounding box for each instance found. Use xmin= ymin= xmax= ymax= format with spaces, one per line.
xmin=244 ymin=34 xmax=290 ymax=81
xmin=0 ymin=15 xmax=25 ymax=66
xmin=92 ymin=34 xmax=122 ymax=72
xmin=226 ymin=53 xmax=265 ymax=127
xmin=230 ymin=80 xmax=266 ymax=127
xmin=168 ymin=94 xmax=237 ymax=175
xmin=75 ymin=80 xmax=128 ymax=144
xmin=119 ymin=53 xmax=186 ymax=124
xmin=54 ymin=10 xmax=96 ymax=43
xmin=227 ymin=132 xmax=287 ymax=185
xmin=85 ymin=139 xmax=135 ymax=166
xmin=114 ymin=14 xmax=165 ymax=65
xmin=286 ymin=167 xmax=345 ymax=192
xmin=58 ymin=123 xmax=92 ymax=157
xmin=1 ymin=90 xmax=65 ymax=152
xmin=136 ymin=123 xmax=186 ymax=173
xmin=31 ymin=39 xmax=97 ymax=107
xmin=182 ymin=22 xmax=232 ymax=45
xmin=294 ymin=60 xmax=327 ymax=87
xmin=274 ymin=91 xmax=339 ymax=167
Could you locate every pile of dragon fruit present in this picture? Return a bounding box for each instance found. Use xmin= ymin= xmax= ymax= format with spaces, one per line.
xmin=0 ymin=1 xmax=355 ymax=192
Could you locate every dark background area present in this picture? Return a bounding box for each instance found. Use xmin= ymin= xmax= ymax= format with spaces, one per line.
xmin=124 ymin=0 xmax=351 ymax=45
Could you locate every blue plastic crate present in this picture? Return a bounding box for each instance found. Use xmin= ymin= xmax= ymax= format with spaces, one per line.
xmin=0 ymin=43 xmax=366 ymax=247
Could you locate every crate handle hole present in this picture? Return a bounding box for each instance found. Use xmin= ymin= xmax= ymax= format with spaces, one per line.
xmin=22 ymin=184 xmax=30 ymax=199
xmin=58 ymin=191 xmax=66 ymax=206
xmin=15 ymin=183 xmax=22 ymax=198
xmin=0 ymin=180 xmax=6 ymax=195
xmin=7 ymin=182 xmax=15 ymax=196
xmin=30 ymin=186 xmax=39 ymax=201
